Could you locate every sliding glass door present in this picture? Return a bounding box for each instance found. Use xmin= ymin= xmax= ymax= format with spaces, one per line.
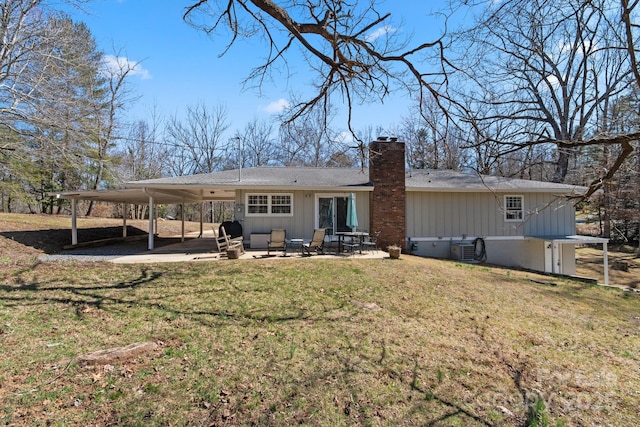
xmin=317 ymin=195 xmax=349 ymax=236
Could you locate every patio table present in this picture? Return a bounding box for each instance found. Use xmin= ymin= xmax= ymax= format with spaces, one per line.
xmin=336 ymin=231 xmax=368 ymax=254
xmin=287 ymin=238 xmax=304 ymax=254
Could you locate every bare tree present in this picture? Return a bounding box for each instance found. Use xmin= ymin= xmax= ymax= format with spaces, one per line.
xmin=451 ymin=0 xmax=636 ymax=197
xmin=0 ymin=0 xmax=88 ymax=140
xmin=0 ymin=0 xmax=47 ymax=136
xmin=183 ymin=0 xmax=452 ymax=140
xmin=397 ymin=95 xmax=465 ymax=171
xmin=235 ymin=117 xmax=276 ymax=168
xmin=276 ymin=100 xmax=347 ymax=167
xmin=121 ymin=117 xmax=167 ymax=182
xmin=118 ymin=113 xmax=168 ymax=219
xmin=165 ymin=102 xmax=230 ymax=174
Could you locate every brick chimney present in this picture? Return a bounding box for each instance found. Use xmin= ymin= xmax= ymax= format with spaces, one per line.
xmin=369 ymin=137 xmax=406 ymax=251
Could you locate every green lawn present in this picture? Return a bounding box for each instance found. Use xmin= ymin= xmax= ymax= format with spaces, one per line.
xmin=1 ymin=254 xmax=639 ymax=426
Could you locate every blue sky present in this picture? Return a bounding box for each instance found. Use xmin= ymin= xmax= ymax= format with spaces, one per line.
xmin=65 ymin=1 xmax=452 ymax=137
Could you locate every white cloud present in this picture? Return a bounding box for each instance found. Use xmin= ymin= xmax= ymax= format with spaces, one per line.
xmin=337 ymin=131 xmax=354 ymax=144
xmin=544 ymin=75 xmax=560 ymax=87
xmin=365 ymin=25 xmax=397 ymax=42
xmin=263 ymin=98 xmax=290 ymax=114
xmin=101 ymin=55 xmax=151 ymax=80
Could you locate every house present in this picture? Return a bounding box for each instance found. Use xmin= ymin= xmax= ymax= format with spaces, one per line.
xmin=53 ymin=138 xmax=609 ymax=283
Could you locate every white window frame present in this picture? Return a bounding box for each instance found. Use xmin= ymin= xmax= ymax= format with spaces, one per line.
xmin=504 ymin=195 xmax=524 ymax=222
xmin=245 ymin=193 xmax=294 ymax=217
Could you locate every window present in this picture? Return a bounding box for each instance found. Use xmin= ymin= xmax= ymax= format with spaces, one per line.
xmin=247 ymin=195 xmax=268 ymax=214
xmin=246 ymin=193 xmax=293 ymax=216
xmin=504 ymin=195 xmax=524 ymax=221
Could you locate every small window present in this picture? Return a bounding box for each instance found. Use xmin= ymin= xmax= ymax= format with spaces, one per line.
xmin=270 ymin=194 xmax=292 ymax=214
xmin=504 ymin=195 xmax=523 ymax=221
xmin=247 ymin=195 xmax=268 ymax=214
xmin=246 ymin=193 xmax=293 ymax=216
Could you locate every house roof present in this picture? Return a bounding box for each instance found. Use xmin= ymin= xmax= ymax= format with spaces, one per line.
xmin=127 ymin=167 xmax=372 ymax=190
xmin=51 ymin=167 xmax=585 ymax=204
xmin=130 ymin=167 xmax=585 ymax=194
xmin=405 ymin=169 xmax=585 ymax=193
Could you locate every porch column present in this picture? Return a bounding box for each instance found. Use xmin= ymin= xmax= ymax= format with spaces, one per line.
xmin=199 ymin=202 xmax=204 ymax=238
xmin=71 ymin=198 xmax=78 ymax=246
xmin=181 ymin=203 xmax=185 ymax=243
xmin=148 ymin=194 xmax=154 ymax=250
xmin=122 ymin=204 xmax=128 ymax=238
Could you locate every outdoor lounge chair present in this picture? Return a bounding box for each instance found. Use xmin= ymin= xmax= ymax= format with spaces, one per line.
xmin=303 ymin=228 xmax=326 ymax=255
xmin=267 ymin=229 xmax=287 ymax=255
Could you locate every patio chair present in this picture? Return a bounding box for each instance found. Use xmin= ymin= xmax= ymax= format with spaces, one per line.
xmin=303 ymin=228 xmax=326 ymax=255
xmin=222 ymin=226 xmax=244 ymax=254
xmin=342 ymin=235 xmax=361 ymax=255
xmin=267 ymin=229 xmax=287 ymax=255
xmin=215 ymin=226 xmax=244 ymax=254
xmin=361 ymin=230 xmax=381 ymax=253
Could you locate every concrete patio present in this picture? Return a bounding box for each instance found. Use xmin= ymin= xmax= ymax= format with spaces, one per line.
xmin=109 ymin=236 xmax=388 ymax=264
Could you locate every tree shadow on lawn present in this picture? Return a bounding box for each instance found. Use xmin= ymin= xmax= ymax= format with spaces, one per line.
xmin=1 ymin=265 xmax=525 ymax=426
xmin=0 ymin=265 xmax=318 ymax=324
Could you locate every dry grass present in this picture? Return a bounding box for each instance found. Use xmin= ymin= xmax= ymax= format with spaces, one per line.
xmin=576 ymin=245 xmax=640 ymax=289
xmin=1 ymin=213 xmax=639 ymax=426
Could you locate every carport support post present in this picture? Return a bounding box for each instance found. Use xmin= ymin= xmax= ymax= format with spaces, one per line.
xmin=148 ymin=194 xmax=154 ymax=250
xmin=199 ymin=202 xmax=204 ymax=238
xmin=71 ymin=198 xmax=78 ymax=246
xmin=181 ymin=203 xmax=185 ymax=243
xmin=123 ymin=204 xmax=128 ymax=238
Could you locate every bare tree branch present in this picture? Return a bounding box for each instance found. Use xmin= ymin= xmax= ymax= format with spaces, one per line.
xmin=183 ymin=0 xmax=452 ymax=132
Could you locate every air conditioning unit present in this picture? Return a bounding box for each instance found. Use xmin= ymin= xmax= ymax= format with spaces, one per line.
xmin=451 ymin=242 xmax=475 ymax=262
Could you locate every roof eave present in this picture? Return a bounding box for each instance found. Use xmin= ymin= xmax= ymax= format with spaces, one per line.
xmin=406 ymin=186 xmax=585 ymax=194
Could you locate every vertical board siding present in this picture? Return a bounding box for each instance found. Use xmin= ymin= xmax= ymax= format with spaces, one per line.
xmin=239 ymin=190 xmax=370 ymax=240
xmin=406 ymin=191 xmax=576 ymax=238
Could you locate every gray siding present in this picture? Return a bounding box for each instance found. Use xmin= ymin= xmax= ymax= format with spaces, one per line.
xmin=236 ymin=190 xmax=370 ymax=241
xmin=406 ymin=191 xmax=576 ymax=238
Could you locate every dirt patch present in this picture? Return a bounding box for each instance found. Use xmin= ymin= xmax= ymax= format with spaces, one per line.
xmin=576 ymin=246 xmax=640 ymax=289
xmin=1 ymin=226 xmax=148 ymax=254
xmin=0 ymin=213 xmax=206 ymax=263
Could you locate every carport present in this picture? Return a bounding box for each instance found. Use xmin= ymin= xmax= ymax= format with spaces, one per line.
xmin=52 ymin=186 xmax=235 ymax=250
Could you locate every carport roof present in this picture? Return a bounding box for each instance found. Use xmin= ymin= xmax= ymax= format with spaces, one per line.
xmin=127 ymin=167 xmax=372 ymax=189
